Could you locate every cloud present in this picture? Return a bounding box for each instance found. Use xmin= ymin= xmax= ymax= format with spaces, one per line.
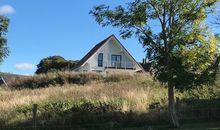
xmin=15 ymin=63 xmax=36 ymax=70
xmin=0 ymin=5 xmax=15 ymax=15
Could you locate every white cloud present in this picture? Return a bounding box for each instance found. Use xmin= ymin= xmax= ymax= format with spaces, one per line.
xmin=15 ymin=63 xmax=36 ymax=70
xmin=0 ymin=5 xmax=15 ymax=15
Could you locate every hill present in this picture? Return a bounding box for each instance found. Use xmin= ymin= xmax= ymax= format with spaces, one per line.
xmin=0 ymin=72 xmax=220 ymax=129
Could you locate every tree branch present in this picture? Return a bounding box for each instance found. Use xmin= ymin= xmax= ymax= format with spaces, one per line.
xmin=147 ymin=1 xmax=163 ymax=26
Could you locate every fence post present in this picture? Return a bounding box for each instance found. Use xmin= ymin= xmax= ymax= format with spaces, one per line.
xmin=33 ymin=104 xmax=38 ymax=130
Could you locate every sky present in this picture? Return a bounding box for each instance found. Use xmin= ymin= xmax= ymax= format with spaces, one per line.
xmin=0 ymin=1 xmax=219 ymax=75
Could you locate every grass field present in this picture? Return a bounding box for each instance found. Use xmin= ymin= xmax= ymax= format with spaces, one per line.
xmin=0 ymin=72 xmax=220 ymax=129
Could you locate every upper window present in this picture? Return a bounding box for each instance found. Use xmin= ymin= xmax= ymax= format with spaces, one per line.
xmin=98 ymin=53 xmax=103 ymax=67
xmin=111 ymin=55 xmax=121 ymax=68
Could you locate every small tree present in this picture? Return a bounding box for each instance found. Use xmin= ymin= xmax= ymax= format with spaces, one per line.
xmin=36 ymin=56 xmax=78 ymax=74
xmin=0 ymin=16 xmax=10 ymax=63
xmin=90 ymin=0 xmax=219 ymax=127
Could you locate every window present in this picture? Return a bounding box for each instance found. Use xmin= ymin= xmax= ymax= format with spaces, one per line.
xmin=111 ymin=55 xmax=121 ymax=68
xmin=98 ymin=53 xmax=103 ymax=67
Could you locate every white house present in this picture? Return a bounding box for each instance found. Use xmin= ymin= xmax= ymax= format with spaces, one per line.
xmin=74 ymin=35 xmax=144 ymax=73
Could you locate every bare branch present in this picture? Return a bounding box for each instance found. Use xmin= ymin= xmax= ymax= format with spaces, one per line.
xmin=147 ymin=1 xmax=163 ymax=26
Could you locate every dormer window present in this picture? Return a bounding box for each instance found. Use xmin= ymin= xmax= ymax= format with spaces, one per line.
xmin=98 ymin=53 xmax=103 ymax=67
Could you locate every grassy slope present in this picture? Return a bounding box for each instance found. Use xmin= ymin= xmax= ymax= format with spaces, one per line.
xmin=0 ymin=72 xmax=220 ymax=129
xmin=0 ymin=74 xmax=166 ymax=124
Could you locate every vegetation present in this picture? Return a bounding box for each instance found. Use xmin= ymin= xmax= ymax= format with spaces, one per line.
xmin=0 ymin=16 xmax=10 ymax=64
xmin=35 ymin=56 xmax=78 ymax=74
xmin=154 ymin=121 xmax=220 ymax=130
xmin=0 ymin=72 xmax=220 ymax=129
xmin=90 ymin=0 xmax=219 ymax=127
xmin=9 ymin=71 xmax=133 ymax=89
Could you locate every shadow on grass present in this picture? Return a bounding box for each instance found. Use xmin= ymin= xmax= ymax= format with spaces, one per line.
xmin=0 ymin=102 xmax=155 ymax=130
xmin=1 ymin=99 xmax=220 ymax=130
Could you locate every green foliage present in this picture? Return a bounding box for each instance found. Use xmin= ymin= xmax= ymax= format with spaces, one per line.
xmin=87 ymin=1 xmax=219 ymax=126
xmin=10 ymin=72 xmax=103 ymax=89
xmin=0 ymin=16 xmax=10 ymax=63
xmin=36 ymin=56 xmax=78 ymax=74
xmin=90 ymin=0 xmax=219 ymax=88
xmin=15 ymin=100 xmax=126 ymax=128
xmin=9 ymin=72 xmax=135 ymax=89
xmin=179 ymin=85 xmax=220 ymax=100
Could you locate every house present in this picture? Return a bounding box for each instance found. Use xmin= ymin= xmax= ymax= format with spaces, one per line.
xmin=74 ymin=35 xmax=144 ymax=73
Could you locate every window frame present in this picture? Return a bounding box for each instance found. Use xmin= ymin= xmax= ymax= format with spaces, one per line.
xmin=111 ymin=55 xmax=122 ymax=68
xmin=98 ymin=53 xmax=103 ymax=67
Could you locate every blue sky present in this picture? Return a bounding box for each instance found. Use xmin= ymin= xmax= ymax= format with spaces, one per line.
xmin=0 ymin=1 xmax=219 ymax=75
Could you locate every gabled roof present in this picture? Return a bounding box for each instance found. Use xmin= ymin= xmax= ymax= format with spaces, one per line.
xmin=75 ymin=34 xmax=144 ymax=71
xmin=75 ymin=35 xmax=113 ymax=68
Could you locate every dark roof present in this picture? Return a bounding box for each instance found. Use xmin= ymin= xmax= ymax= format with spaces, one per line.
xmin=75 ymin=35 xmax=113 ymax=68
xmin=75 ymin=34 xmax=144 ymax=71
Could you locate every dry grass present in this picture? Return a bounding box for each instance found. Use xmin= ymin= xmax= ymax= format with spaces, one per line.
xmin=0 ymin=73 xmax=167 ymax=124
xmin=0 ymin=72 xmax=219 ymax=127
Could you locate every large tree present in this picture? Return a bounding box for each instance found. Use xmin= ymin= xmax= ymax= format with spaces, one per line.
xmin=0 ymin=16 xmax=10 ymax=63
xmin=36 ymin=56 xmax=78 ymax=74
xmin=90 ymin=0 xmax=219 ymax=128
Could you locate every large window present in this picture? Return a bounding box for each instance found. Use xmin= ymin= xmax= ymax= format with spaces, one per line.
xmin=98 ymin=53 xmax=103 ymax=67
xmin=111 ymin=55 xmax=121 ymax=68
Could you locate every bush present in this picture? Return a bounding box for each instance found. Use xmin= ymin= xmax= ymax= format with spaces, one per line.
xmin=9 ymin=71 xmax=136 ymax=89
xmin=9 ymin=72 xmax=103 ymax=89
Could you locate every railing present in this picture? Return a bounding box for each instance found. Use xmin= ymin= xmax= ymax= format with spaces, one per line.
xmin=92 ymin=61 xmax=136 ymax=71
xmin=104 ymin=61 xmax=136 ymax=70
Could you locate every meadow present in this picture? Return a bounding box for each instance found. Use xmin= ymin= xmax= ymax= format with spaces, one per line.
xmin=0 ymin=72 xmax=220 ymax=129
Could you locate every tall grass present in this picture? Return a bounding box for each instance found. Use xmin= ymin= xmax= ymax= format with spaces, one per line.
xmin=0 ymin=71 xmax=220 ymax=127
xmin=0 ymin=73 xmax=166 ymax=125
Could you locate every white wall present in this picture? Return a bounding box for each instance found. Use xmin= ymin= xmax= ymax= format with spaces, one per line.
xmin=78 ymin=38 xmax=143 ymax=72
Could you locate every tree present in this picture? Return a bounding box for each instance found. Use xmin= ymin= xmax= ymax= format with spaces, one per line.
xmin=36 ymin=56 xmax=78 ymax=74
xmin=90 ymin=0 xmax=219 ymax=128
xmin=0 ymin=16 xmax=10 ymax=63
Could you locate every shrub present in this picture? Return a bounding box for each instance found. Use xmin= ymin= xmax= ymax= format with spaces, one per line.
xmin=9 ymin=72 xmax=103 ymax=89
xmin=9 ymin=71 xmax=136 ymax=89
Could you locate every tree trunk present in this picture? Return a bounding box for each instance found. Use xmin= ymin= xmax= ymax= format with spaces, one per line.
xmin=168 ymin=82 xmax=179 ymax=128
